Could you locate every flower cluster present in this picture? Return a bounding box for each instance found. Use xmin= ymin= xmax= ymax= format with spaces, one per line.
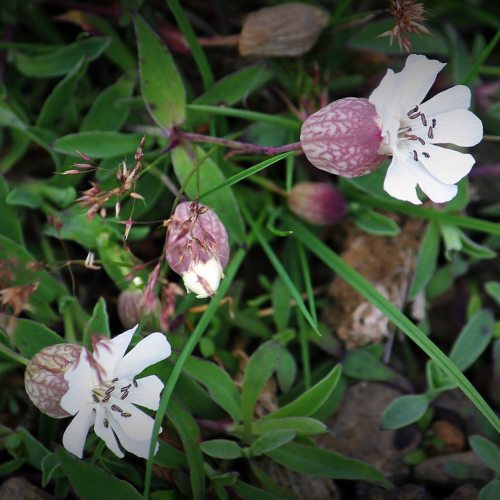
xmin=25 ymin=326 xmax=171 ymax=459
xmin=300 ymin=54 xmax=483 ymax=205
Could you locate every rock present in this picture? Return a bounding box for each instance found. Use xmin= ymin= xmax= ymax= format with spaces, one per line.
xmin=0 ymin=477 xmax=54 ymax=500
xmin=355 ymin=483 xmax=434 ymax=500
xmin=256 ymin=457 xmax=340 ymax=499
xmin=444 ymin=483 xmax=480 ymax=500
xmin=317 ymin=381 xmax=419 ymax=482
xmin=429 ymin=420 xmax=466 ymax=455
xmin=414 ymin=451 xmax=493 ymax=485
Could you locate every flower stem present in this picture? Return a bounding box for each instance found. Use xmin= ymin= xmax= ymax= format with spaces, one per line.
xmin=180 ymin=131 xmax=303 ymax=156
xmin=0 ymin=342 xmax=28 ymax=366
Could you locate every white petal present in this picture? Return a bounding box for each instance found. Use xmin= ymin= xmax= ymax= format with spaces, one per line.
xmin=410 ymin=162 xmax=458 ymax=203
xmin=182 ymin=258 xmax=223 ymax=298
xmin=429 ymin=109 xmax=483 ymax=147
xmin=61 ymin=350 xmax=95 ymax=415
xmin=126 ymin=375 xmax=164 ymax=411
xmin=114 ymin=332 xmax=171 ymax=379
xmin=369 ymin=68 xmax=400 ymax=118
xmin=383 ymin=158 xmax=422 ymax=204
xmin=420 ymin=85 xmax=471 ymax=115
xmin=62 ymin=406 xmax=95 ymax=458
xmin=110 ymin=421 xmax=158 ymax=459
xmin=397 ymin=54 xmax=446 ymax=112
xmin=94 ymin=406 xmax=124 ymax=458
xmin=93 ymin=325 xmax=138 ymax=380
xmin=110 ymin=400 xmax=157 ymax=441
xmin=418 ymin=144 xmax=475 ymax=184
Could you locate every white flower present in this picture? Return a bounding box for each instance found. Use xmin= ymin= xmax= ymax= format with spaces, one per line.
xmin=182 ymin=257 xmax=224 ymax=298
xmin=369 ymin=54 xmax=483 ymax=204
xmin=60 ymin=326 xmax=171 ymax=459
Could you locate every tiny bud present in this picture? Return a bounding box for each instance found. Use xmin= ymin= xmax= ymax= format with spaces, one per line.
xmin=25 ymin=344 xmax=83 ymax=418
xmin=239 ymin=3 xmax=329 ymax=57
xmin=117 ymin=289 xmax=151 ymax=329
xmin=288 ymin=182 xmax=347 ymax=225
xmin=62 ymin=169 xmax=83 ymax=175
xmin=166 ymin=202 xmax=229 ymax=298
xmin=300 ymin=97 xmax=387 ymax=178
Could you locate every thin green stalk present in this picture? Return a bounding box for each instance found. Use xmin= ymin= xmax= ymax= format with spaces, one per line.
xmin=143 ymin=245 xmax=249 ymax=498
xmin=285 ymin=214 xmax=500 ymax=433
xmin=348 ymin=192 xmax=500 ymax=236
xmin=0 ymin=342 xmax=29 ymax=366
xmin=187 ymin=104 xmax=300 ymax=131
xmin=463 ymin=29 xmax=500 ymax=85
xmin=62 ymin=304 xmax=76 ymax=343
xmin=296 ymin=241 xmax=318 ymax=325
xmin=479 ymin=65 xmax=500 ymax=76
xmin=199 ymin=152 xmax=293 ymax=200
xmin=89 ymin=440 xmax=106 ymax=465
xmin=166 ymin=0 xmax=214 ymax=89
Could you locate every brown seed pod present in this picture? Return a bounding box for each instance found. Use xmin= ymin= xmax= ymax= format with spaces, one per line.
xmin=25 ymin=344 xmax=83 ymax=418
xmin=239 ymin=3 xmax=329 ymax=57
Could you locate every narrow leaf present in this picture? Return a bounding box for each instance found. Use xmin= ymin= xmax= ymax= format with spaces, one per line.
xmin=200 ymin=439 xmax=244 ymax=459
xmin=380 ymin=394 xmax=429 ymax=430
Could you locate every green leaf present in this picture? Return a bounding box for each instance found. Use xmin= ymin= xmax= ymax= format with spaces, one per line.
xmin=36 ymin=57 xmax=87 ymax=129
xmin=41 ymin=453 xmax=63 ymax=487
xmin=409 ymin=221 xmax=440 ymax=299
xmin=343 ymin=349 xmax=395 ymax=381
xmin=200 ymin=439 xmax=244 ymax=459
xmin=13 ymin=319 xmax=62 ymax=358
xmin=154 ymin=441 xmax=188 ymax=468
xmin=80 ymin=73 xmax=136 ymax=132
xmin=353 ymin=208 xmax=400 ymax=236
xmin=0 ymin=177 xmax=23 ymax=243
xmin=253 ymin=416 xmax=327 ymax=436
xmin=83 ymin=298 xmax=111 ymax=348
xmin=250 ymin=430 xmax=296 ymax=456
xmin=380 ymin=394 xmax=430 ymax=430
xmin=479 ymin=479 xmax=500 ymax=500
xmin=262 ymin=365 xmax=341 ymax=420
xmin=272 ymin=278 xmax=291 ymax=331
xmin=460 ymin=232 xmax=496 ymax=259
xmin=16 ymin=428 xmax=51 ymax=470
xmin=485 ymin=281 xmax=500 ymax=306
xmin=134 ymin=14 xmax=185 ymax=129
xmin=232 ymin=481 xmax=283 ymax=500
xmin=242 ymin=340 xmax=282 ymax=433
xmin=266 ymin=442 xmax=391 ymax=487
xmin=183 ymin=357 xmax=242 ymax=422
xmin=0 ymin=101 xmax=28 ymax=130
xmin=167 ymin=400 xmax=205 ymax=500
xmin=449 ymin=310 xmax=494 ymax=372
xmin=469 ymin=435 xmax=500 ymax=475
xmin=56 ymin=448 xmax=143 ymax=499
xmin=276 ymin=349 xmax=297 ymax=393
xmin=13 ymin=37 xmax=110 ymax=77
xmin=171 ymin=144 xmax=245 ymax=242
xmin=53 ymin=131 xmax=142 ymax=158
xmin=0 ymin=458 xmax=24 ymax=476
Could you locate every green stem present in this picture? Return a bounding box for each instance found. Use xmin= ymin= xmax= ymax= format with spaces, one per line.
xmin=143 ymin=244 xmax=250 ymax=498
xmin=89 ymin=440 xmax=106 ymax=465
xmin=62 ymin=305 xmax=76 ymax=343
xmin=463 ymin=29 xmax=500 ymax=85
xmin=0 ymin=342 xmax=29 ymax=366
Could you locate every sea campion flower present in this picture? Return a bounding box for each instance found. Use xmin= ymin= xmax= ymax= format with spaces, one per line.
xmin=300 ymin=54 xmax=483 ymax=205
xmin=166 ymin=202 xmax=229 ymax=298
xmin=60 ymin=326 xmax=171 ymax=459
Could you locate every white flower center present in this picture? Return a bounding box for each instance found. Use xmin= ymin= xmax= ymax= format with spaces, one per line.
xmin=396 ymin=104 xmax=437 ymax=162
xmin=91 ymin=377 xmax=138 ymax=421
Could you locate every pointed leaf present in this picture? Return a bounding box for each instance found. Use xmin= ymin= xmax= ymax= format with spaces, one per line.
xmin=200 ymin=439 xmax=244 ymax=459
xmin=250 ymin=430 xmax=296 ymax=456
xmin=380 ymin=394 xmax=430 ymax=430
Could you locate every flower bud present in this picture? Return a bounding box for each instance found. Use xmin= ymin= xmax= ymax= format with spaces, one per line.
xmin=24 ymin=344 xmax=83 ymax=418
xmin=288 ymin=182 xmax=347 ymax=225
xmin=300 ymin=97 xmax=387 ymax=178
xmin=239 ymin=3 xmax=329 ymax=57
xmin=166 ymin=202 xmax=229 ymax=298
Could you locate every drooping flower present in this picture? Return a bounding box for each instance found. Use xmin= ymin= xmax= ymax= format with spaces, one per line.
xmin=300 ymin=54 xmax=483 ymax=205
xmin=60 ymin=326 xmax=171 ymax=459
xmin=166 ymin=201 xmax=229 ymax=298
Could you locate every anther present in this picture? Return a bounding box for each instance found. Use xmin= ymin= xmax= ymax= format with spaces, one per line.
xmin=105 ymin=386 xmax=115 ymax=395
xmin=111 ymin=404 xmax=123 ymax=413
xmin=121 ymin=412 xmax=132 ymax=418
xmin=103 ymin=418 xmax=109 ymax=428
xmin=92 ymin=394 xmax=100 ymax=403
xmin=102 ymin=394 xmax=111 ymax=403
xmin=133 ymin=379 xmax=138 ymax=388
xmin=417 ymin=137 xmax=425 ymax=145
xmin=422 ymin=152 xmax=430 ymax=158
xmin=407 ymin=105 xmax=419 ymax=116
xmin=112 ymin=378 xmax=118 ymax=383
xmin=120 ymin=384 xmax=131 ymax=392
xmin=120 ymin=391 xmax=129 ymax=400
xmin=413 ymin=150 xmax=419 ymax=161
xmin=428 ymin=127 xmax=434 ymax=139
xmin=420 ymin=114 xmax=427 ymax=127
xmin=431 ymin=118 xmax=436 ymax=128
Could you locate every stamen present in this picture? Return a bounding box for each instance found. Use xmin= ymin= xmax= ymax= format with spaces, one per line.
xmin=407 ymin=105 xmax=419 ymax=116
xmin=102 ymin=394 xmax=111 ymax=403
xmin=420 ymin=114 xmax=427 ymax=127
xmin=408 ymin=111 xmax=421 ymax=120
xmin=121 ymin=412 xmax=132 ymax=418
xmin=417 ymin=137 xmax=425 ymax=145
xmin=103 ymin=418 xmax=109 ymax=428
xmin=428 ymin=127 xmax=434 ymax=139
xmin=120 ymin=391 xmax=129 ymax=400
xmin=105 ymin=386 xmax=115 ymax=395
xmin=111 ymin=404 xmax=123 ymax=413
xmin=422 ymin=152 xmax=430 ymax=158
xmin=431 ymin=118 xmax=436 ymax=128
xmin=133 ymin=379 xmax=138 ymax=388
xmin=413 ymin=150 xmax=419 ymax=161
xmin=112 ymin=378 xmax=118 ymax=383
xmin=92 ymin=394 xmax=100 ymax=403
xmin=120 ymin=384 xmax=131 ymax=392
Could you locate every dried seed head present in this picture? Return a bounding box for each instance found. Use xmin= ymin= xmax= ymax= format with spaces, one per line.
xmin=166 ymin=202 xmax=229 ymax=298
xmin=239 ymin=2 xmax=329 ymax=57
xmin=300 ymin=97 xmax=387 ymax=178
xmin=288 ymin=182 xmax=348 ymax=226
xmin=25 ymin=344 xmax=83 ymax=418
